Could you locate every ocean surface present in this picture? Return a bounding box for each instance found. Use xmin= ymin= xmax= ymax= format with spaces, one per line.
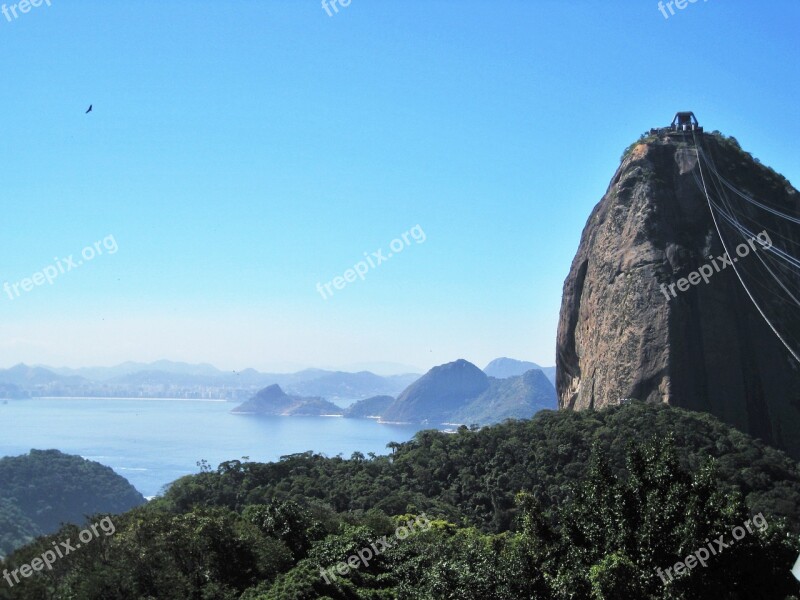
xmin=0 ymin=397 xmax=440 ymax=498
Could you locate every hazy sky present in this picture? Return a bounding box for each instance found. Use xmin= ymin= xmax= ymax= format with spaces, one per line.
xmin=1 ymin=1 xmax=798 ymax=373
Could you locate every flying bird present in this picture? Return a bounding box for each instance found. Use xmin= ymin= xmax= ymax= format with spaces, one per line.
xmin=85 ymin=104 xmax=92 ymax=114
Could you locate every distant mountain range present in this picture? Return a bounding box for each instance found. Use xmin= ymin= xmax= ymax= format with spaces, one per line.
xmin=231 ymin=359 xmax=557 ymax=426
xmin=0 ymin=362 xmax=420 ymax=401
xmin=0 ymin=358 xmax=556 ymax=409
xmin=46 ymin=360 xmax=225 ymax=381
xmin=483 ymin=357 xmax=556 ymax=385
xmin=0 ymin=364 xmax=88 ymax=387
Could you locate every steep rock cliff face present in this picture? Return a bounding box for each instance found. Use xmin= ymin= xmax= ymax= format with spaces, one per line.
xmin=556 ymin=132 xmax=800 ymax=458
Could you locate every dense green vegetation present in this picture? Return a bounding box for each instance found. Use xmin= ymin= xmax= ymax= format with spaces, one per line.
xmin=1 ymin=404 xmax=799 ymax=599
xmin=621 ymin=132 xmax=658 ymax=161
xmin=0 ymin=450 xmax=146 ymax=558
xmin=165 ymin=403 xmax=800 ymax=532
xmin=0 ymin=501 xmax=38 ymax=562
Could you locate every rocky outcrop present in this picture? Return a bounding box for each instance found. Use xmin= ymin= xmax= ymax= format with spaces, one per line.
xmin=231 ymin=384 xmax=342 ymax=416
xmin=556 ymin=131 xmax=800 ymax=458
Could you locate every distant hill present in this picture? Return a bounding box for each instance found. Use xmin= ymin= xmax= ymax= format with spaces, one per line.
xmin=22 ymin=362 xmax=419 ymax=400
xmin=286 ymin=371 xmax=416 ymax=400
xmin=0 ymin=450 xmax=145 ymax=557
xmin=483 ymin=357 xmax=556 ymax=385
xmin=452 ymin=369 xmax=557 ymax=424
xmin=47 ymin=360 xmax=225 ymax=382
xmin=380 ymin=359 xmax=555 ymax=425
xmin=0 ymin=364 xmax=87 ymax=387
xmin=344 ymin=395 xmax=395 ymax=418
xmin=231 ymin=385 xmax=342 ymax=416
xmin=283 ymin=397 xmax=344 ymax=416
xmin=105 ymin=369 xmax=224 ymax=387
xmin=339 ymin=361 xmax=423 ymax=375
xmin=381 ymin=359 xmax=489 ymax=423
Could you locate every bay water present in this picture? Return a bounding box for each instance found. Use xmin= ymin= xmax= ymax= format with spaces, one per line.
xmin=0 ymin=397 xmax=437 ymax=498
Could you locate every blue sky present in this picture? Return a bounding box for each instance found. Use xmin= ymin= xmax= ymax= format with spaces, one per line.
xmin=1 ymin=0 xmax=798 ymax=373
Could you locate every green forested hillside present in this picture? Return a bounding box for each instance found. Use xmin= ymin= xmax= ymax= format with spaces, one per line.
xmin=0 ymin=450 xmax=146 ymax=557
xmin=165 ymin=403 xmax=800 ymax=532
xmin=1 ymin=404 xmax=799 ymax=599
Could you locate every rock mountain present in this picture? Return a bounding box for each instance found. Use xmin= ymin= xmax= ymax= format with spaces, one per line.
xmin=231 ymin=384 xmax=341 ymax=416
xmin=556 ymin=128 xmax=800 ymax=458
xmin=381 ymin=359 xmax=557 ymax=424
xmin=232 ymin=359 xmax=558 ymax=425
